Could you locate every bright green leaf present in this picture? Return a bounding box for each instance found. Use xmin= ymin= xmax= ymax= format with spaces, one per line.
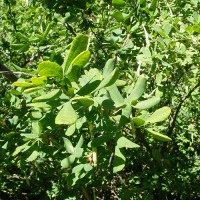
xmin=32 ymin=89 xmax=62 ymax=102
xmin=113 ymin=146 xmax=126 ymax=173
xmin=112 ymin=0 xmax=125 ymax=8
xmin=63 ymin=137 xmax=74 ymax=154
xmin=61 ymin=155 xmax=76 ymax=169
xmin=26 ymin=151 xmax=39 ymax=162
xmin=65 ymin=124 xmax=76 ymax=136
xmin=55 ymin=102 xmax=77 ymax=125
xmin=13 ymin=82 xmax=35 ymax=88
xmin=117 ymin=137 xmax=140 ymax=148
xmin=63 ymin=34 xmax=89 ymax=73
xmin=126 ymin=75 xmax=146 ymax=104
xmin=38 ymin=61 xmax=63 ymax=77
xmin=146 ymin=129 xmax=172 ymax=141
xmin=132 ymin=117 xmax=145 ymax=126
xmin=146 ymin=106 xmax=171 ymax=123
xmin=107 ymin=84 xmax=124 ymax=108
xmin=72 ymin=96 xmax=94 ymax=107
xmin=103 ymin=58 xmax=115 ymax=76
xmin=95 ymin=68 xmax=119 ymax=91
xmin=67 ymin=50 xmax=91 ymax=81
xmin=134 ymin=96 xmax=160 ymax=110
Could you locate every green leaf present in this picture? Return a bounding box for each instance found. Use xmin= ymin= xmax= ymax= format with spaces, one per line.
xmin=65 ymin=124 xmax=76 ymax=136
xmin=146 ymin=106 xmax=171 ymax=123
xmin=126 ymin=75 xmax=146 ymax=104
xmin=72 ymin=96 xmax=94 ymax=107
xmin=146 ymin=129 xmax=172 ymax=141
xmin=118 ymin=105 xmax=132 ymax=127
xmin=13 ymin=82 xmax=35 ymax=88
xmin=42 ymin=23 xmax=52 ymax=39
xmin=74 ymin=147 xmax=83 ymax=158
xmin=32 ymin=89 xmax=62 ymax=102
xmin=55 ymin=102 xmax=78 ymax=125
xmin=23 ymin=87 xmax=43 ymax=94
xmin=16 ymin=32 xmax=29 ymax=42
xmin=31 ymin=76 xmax=47 ymax=85
xmin=26 ymin=151 xmax=39 ymax=162
xmin=84 ymin=163 xmax=93 ymax=172
xmin=76 ymin=135 xmax=84 ymax=148
xmin=10 ymin=43 xmax=29 ymax=52
xmin=149 ymin=0 xmax=158 ymax=11
xmin=117 ymin=137 xmax=140 ymax=148
xmin=107 ymin=85 xmax=124 ymax=108
xmin=95 ymin=68 xmax=119 ymax=91
xmin=61 ymin=155 xmax=76 ymax=169
xmin=113 ymin=146 xmax=125 ymax=173
xmin=26 ymin=102 xmax=51 ymax=108
xmin=112 ymin=0 xmax=125 ymax=8
xmin=132 ymin=117 xmax=145 ymax=126
xmin=67 ymin=50 xmax=91 ymax=81
xmin=134 ymin=96 xmax=160 ymax=110
xmin=103 ymin=58 xmax=115 ymax=77
xmin=63 ymin=34 xmax=89 ymax=73
xmin=12 ymin=142 xmax=30 ymax=157
xmin=38 ymin=61 xmax=63 ymax=77
xmin=63 ymin=137 xmax=74 ymax=154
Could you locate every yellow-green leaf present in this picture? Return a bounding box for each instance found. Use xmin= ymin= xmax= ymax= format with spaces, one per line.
xmin=146 ymin=129 xmax=172 ymax=141
xmin=38 ymin=61 xmax=63 ymax=77
xmin=55 ymin=102 xmax=77 ymax=125
xmin=146 ymin=106 xmax=171 ymax=123
xmin=32 ymin=89 xmax=62 ymax=102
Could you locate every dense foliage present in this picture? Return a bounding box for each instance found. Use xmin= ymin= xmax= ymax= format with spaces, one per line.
xmin=0 ymin=0 xmax=199 ymax=199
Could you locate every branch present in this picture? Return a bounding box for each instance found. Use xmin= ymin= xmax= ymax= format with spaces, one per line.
xmin=0 ymin=62 xmax=18 ymax=82
xmin=167 ymin=81 xmax=200 ymax=136
xmin=0 ymin=71 xmax=35 ymax=77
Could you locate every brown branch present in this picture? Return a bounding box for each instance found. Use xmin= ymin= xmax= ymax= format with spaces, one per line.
xmin=0 ymin=62 xmax=18 ymax=82
xmin=167 ymin=81 xmax=200 ymax=137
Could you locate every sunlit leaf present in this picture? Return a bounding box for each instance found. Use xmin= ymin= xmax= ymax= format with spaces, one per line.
xmin=32 ymin=89 xmax=62 ymax=102
xmin=146 ymin=129 xmax=172 ymax=141
xmin=55 ymin=102 xmax=77 ymax=125
xmin=26 ymin=151 xmax=39 ymax=162
xmin=38 ymin=61 xmax=63 ymax=77
xmin=117 ymin=137 xmax=140 ymax=148
xmin=63 ymin=137 xmax=74 ymax=154
xmin=67 ymin=50 xmax=91 ymax=81
xmin=113 ymin=146 xmax=125 ymax=173
xmin=126 ymin=75 xmax=146 ymax=103
xmin=134 ymin=96 xmax=160 ymax=110
xmin=63 ymin=34 xmax=89 ymax=73
xmin=146 ymin=106 xmax=171 ymax=123
xmin=61 ymin=155 xmax=76 ymax=169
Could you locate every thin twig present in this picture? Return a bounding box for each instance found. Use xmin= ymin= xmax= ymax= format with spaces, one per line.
xmin=0 ymin=71 xmax=35 ymax=77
